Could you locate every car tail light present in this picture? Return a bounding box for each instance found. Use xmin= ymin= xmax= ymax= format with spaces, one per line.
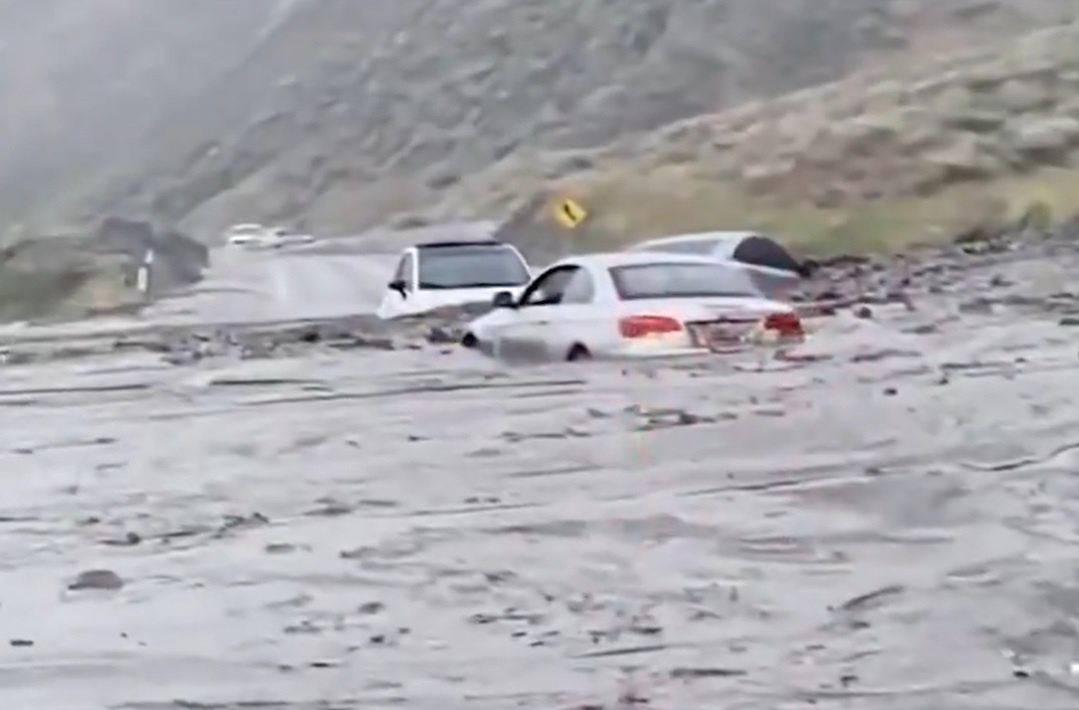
xmin=618 ymin=315 xmax=683 ymax=339
xmin=763 ymin=312 xmax=804 ymax=337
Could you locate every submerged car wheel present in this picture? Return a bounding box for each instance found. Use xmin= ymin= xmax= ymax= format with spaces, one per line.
xmin=461 ymin=332 xmax=479 ymax=349
xmin=566 ymin=344 xmax=592 ymax=362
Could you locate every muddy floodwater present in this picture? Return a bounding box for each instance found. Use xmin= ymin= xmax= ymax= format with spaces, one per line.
xmin=3 ymin=241 xmax=1079 ymax=709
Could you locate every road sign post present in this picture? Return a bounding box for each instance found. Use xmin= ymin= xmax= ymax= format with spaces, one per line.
xmin=137 ymin=248 xmax=155 ymax=297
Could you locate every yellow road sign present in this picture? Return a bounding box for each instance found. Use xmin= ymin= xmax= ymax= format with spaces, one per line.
xmin=553 ymin=197 xmax=588 ymax=229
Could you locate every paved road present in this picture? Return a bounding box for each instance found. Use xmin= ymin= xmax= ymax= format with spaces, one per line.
xmin=147 ymin=222 xmax=498 ymax=326
xmin=147 ymin=247 xmax=398 ymax=325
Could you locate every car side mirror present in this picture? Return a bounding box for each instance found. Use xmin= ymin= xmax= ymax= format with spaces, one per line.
xmin=388 ymin=279 xmax=407 ymax=294
xmin=492 ymin=290 xmax=517 ymax=309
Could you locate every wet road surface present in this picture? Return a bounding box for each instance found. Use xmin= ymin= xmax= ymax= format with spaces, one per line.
xmin=145 ymin=247 xmax=398 ymax=325
xmin=2 ymin=240 xmax=1079 ymax=709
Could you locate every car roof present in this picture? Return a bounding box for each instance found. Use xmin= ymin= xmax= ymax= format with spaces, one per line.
xmin=555 ymin=252 xmax=727 ymax=269
xmin=632 ymin=231 xmax=763 ymax=248
xmin=414 ymin=239 xmax=511 ymax=250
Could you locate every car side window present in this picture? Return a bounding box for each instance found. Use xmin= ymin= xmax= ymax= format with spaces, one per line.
xmin=560 ymin=267 xmax=595 ymax=304
xmin=393 ymin=253 xmax=415 ymax=290
xmin=519 ymin=265 xmax=579 ymax=307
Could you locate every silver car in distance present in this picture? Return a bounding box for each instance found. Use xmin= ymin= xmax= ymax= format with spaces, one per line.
xmin=627 ymin=231 xmax=809 ymax=301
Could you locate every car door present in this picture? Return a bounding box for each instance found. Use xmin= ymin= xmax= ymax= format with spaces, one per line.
xmin=495 ymin=265 xmax=590 ymax=362
xmin=533 ymin=266 xmax=602 ymax=358
xmin=377 ymin=251 xmax=416 ymax=319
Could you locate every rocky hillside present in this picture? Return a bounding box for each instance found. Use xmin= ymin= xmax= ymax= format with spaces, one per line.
xmin=459 ymin=22 xmax=1079 ymax=257
xmin=3 ymin=0 xmax=1079 ymax=246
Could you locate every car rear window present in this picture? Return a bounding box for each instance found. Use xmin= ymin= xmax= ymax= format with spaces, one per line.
xmin=610 ymin=262 xmax=758 ymax=300
xmin=417 ymin=246 xmax=529 ymax=289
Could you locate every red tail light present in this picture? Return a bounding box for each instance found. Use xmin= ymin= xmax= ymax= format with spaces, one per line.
xmin=618 ymin=315 xmax=683 ymax=339
xmin=763 ymin=312 xmax=804 ymax=337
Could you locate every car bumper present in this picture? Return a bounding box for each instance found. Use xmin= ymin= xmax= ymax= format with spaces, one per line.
xmin=605 ymin=341 xmax=713 ymax=360
xmin=606 ymin=335 xmax=806 ymax=361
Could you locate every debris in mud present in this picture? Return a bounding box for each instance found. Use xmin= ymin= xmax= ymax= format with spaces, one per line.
xmin=426 ymin=325 xmax=460 ymax=344
xmin=617 ymin=687 xmax=651 ymax=706
xmin=68 ymin=569 xmax=124 ymax=591
xmin=11 ymin=435 xmax=117 ymax=456
xmin=102 ymin=531 xmax=142 ymax=547
xmin=214 ymin=512 xmax=269 ymax=537
xmin=775 ymin=350 xmax=832 ymax=364
xmin=850 ymin=348 xmax=921 ymax=364
xmin=835 ymin=584 xmax=905 ymax=613
xmin=265 ymin=543 xmax=302 ymax=555
xmin=306 ymin=498 xmax=354 ymax=517
xmin=9 ymin=639 xmax=33 ymax=648
xmin=501 ymin=427 xmax=591 ymax=442
xmin=670 ymin=667 xmax=746 ymax=679
xmin=284 ymin=619 xmax=323 ymax=636
xmin=630 ymin=406 xmax=720 ymax=431
xmin=959 ymin=297 xmax=995 ymax=315
xmin=358 ymin=601 xmax=386 ymax=615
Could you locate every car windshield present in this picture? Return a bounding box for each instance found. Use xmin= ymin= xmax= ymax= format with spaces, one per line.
xmin=610 ymin=262 xmax=758 ymax=300
xmin=417 ymin=246 xmax=530 ymax=289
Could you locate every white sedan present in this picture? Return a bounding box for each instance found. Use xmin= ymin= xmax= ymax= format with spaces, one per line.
xmin=226 ymin=225 xmax=315 ymax=250
xmin=462 ymin=252 xmax=804 ymax=362
xmin=225 ymin=223 xmax=268 ymax=246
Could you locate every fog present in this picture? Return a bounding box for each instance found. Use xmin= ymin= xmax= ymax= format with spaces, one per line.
xmin=0 ymin=0 xmax=281 ymax=231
